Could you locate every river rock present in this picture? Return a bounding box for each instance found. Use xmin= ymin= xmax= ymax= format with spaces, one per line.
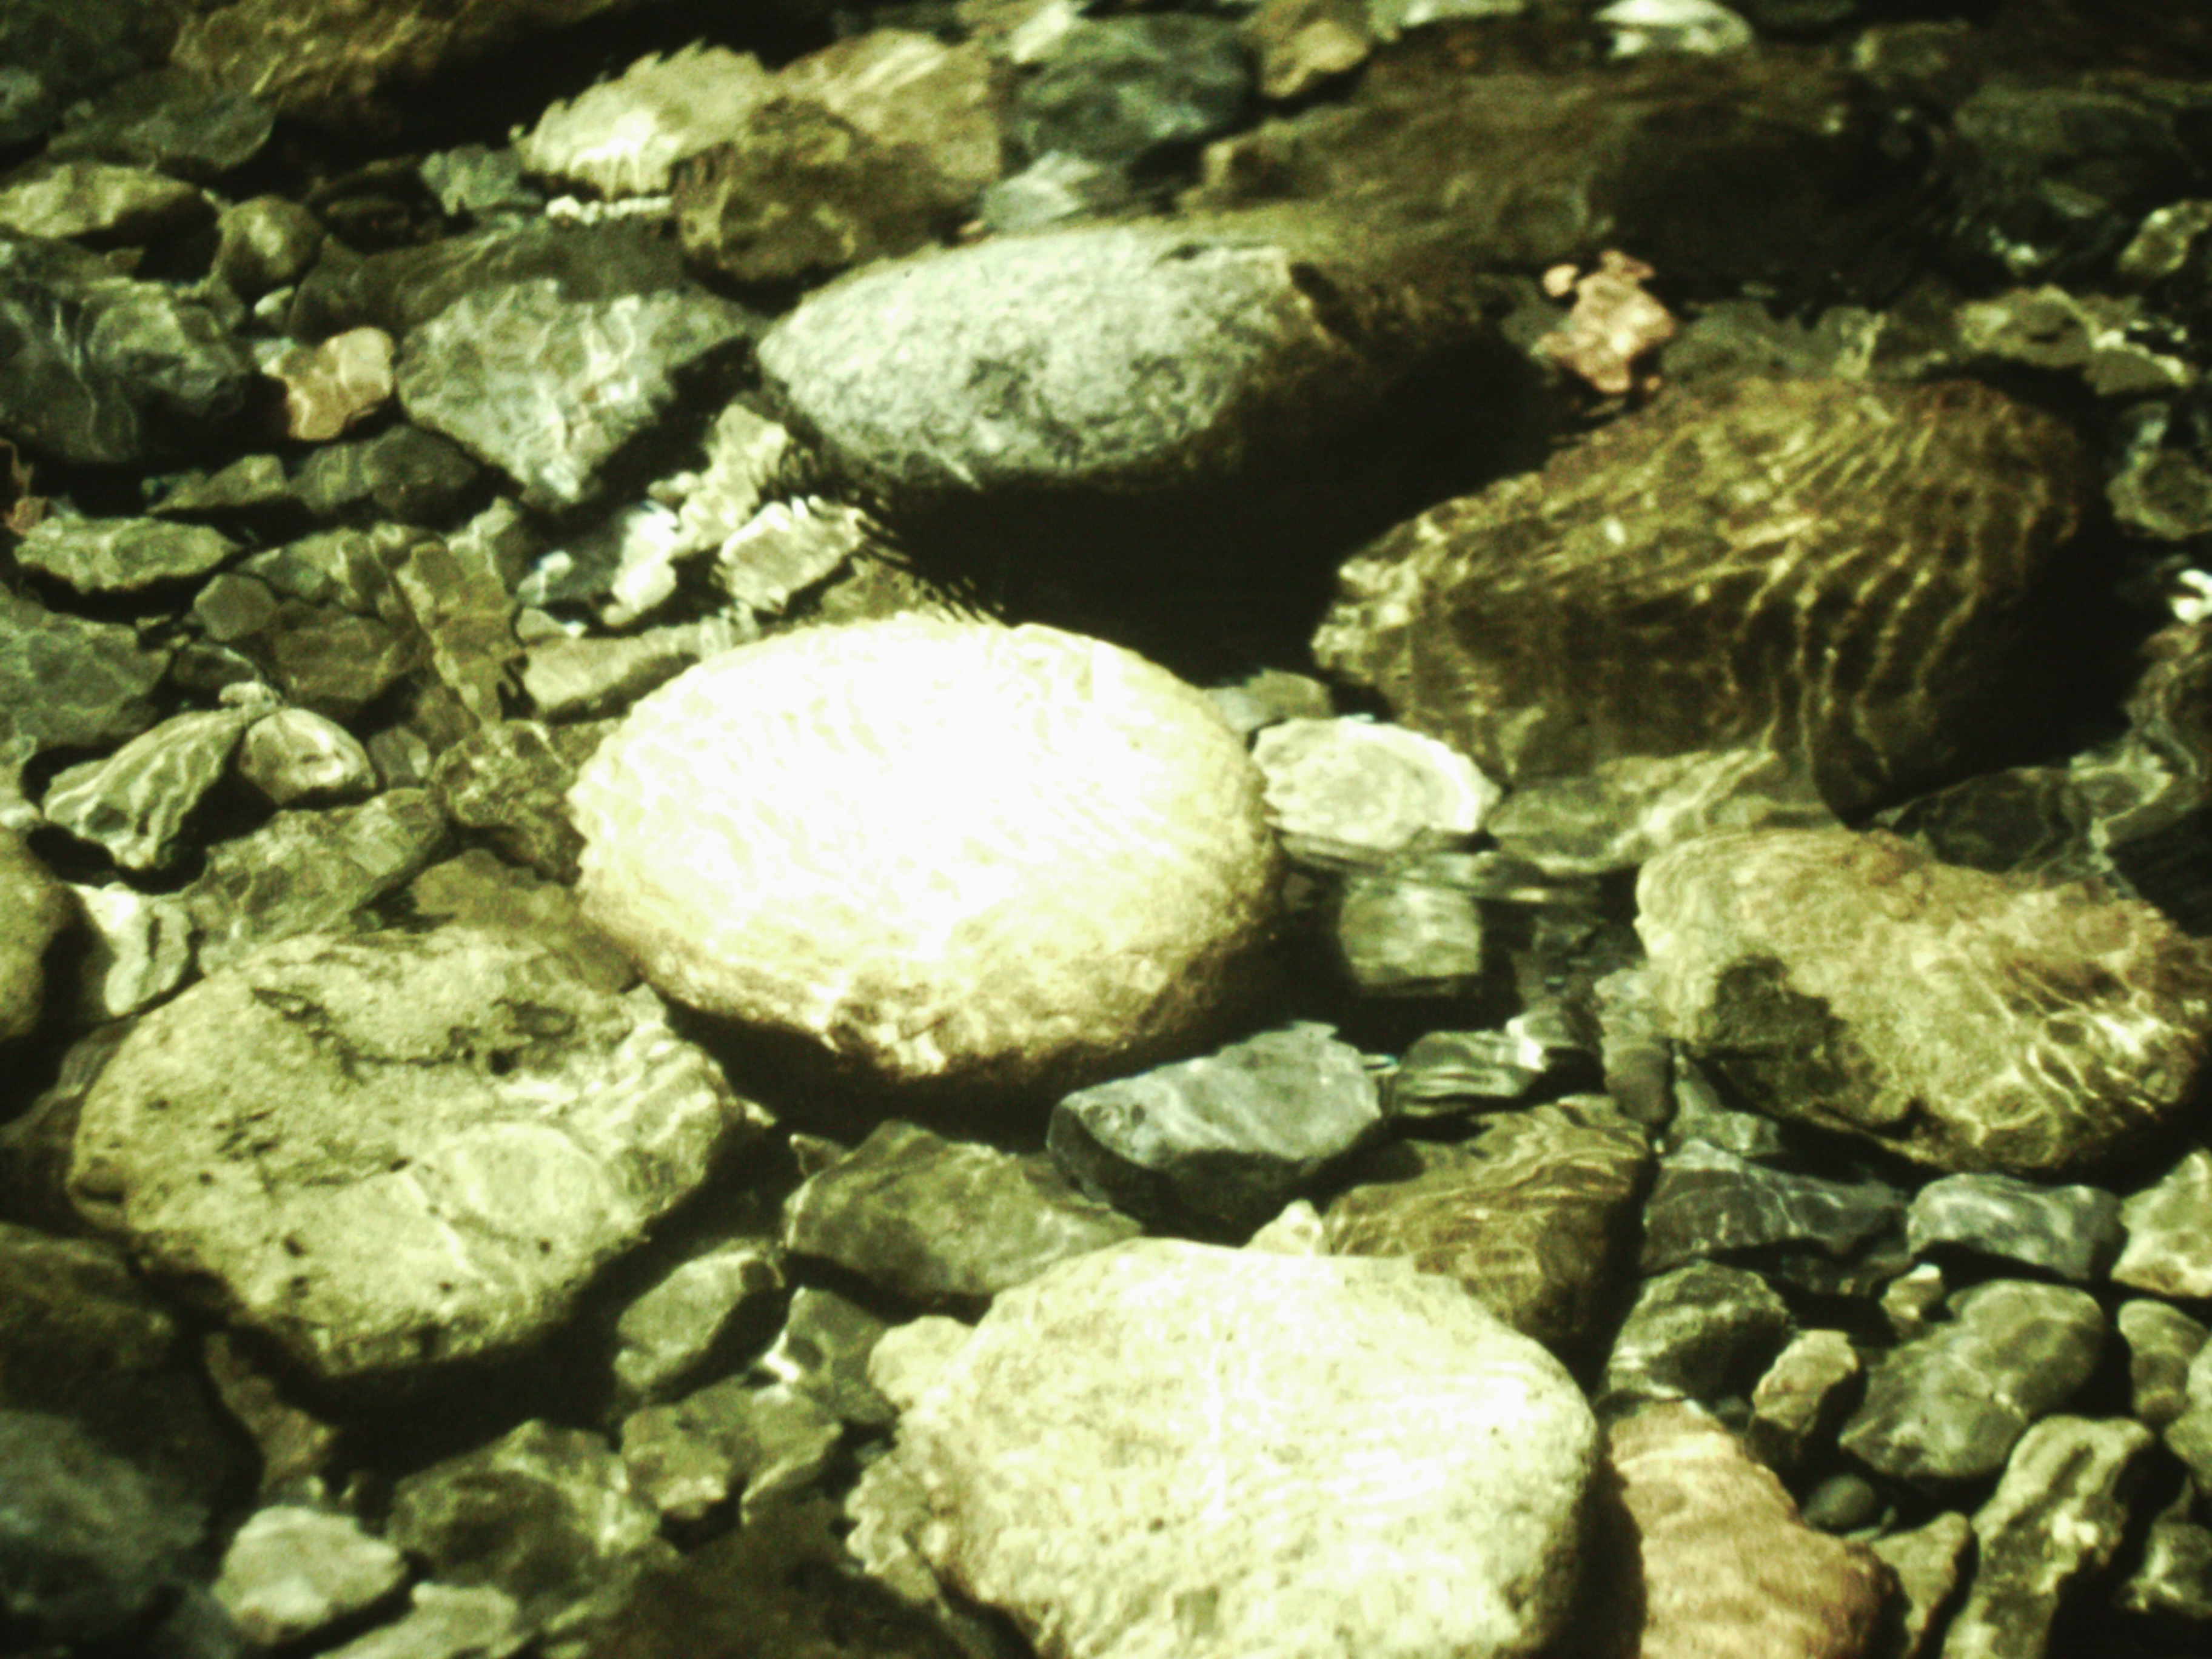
xmin=397 ymin=278 xmax=756 ymax=510
xmin=212 ymin=1504 xmax=407 ymax=1649
xmin=0 ymin=1409 xmax=210 ymax=1651
xmin=784 ymin=1119 xmax=1139 ymax=1305
xmin=2118 ymin=1298 xmax=2208 ymax=1427
xmin=269 ymin=326 xmax=394 ymax=442
xmin=184 ymin=788 xmax=449 ymax=971
xmin=1606 ymin=1403 xmax=1891 ymax=1659
xmin=172 ymin=0 xmax=646 ymax=131
xmin=610 ymin=1239 xmax=783 ymax=1409
xmin=1838 ymin=1279 xmax=2104 ymax=1487
xmin=1252 ymin=716 xmax=1498 ymax=864
xmin=777 ymin=28 xmax=1002 ymax=201
xmin=1640 ymin=1139 xmax=1903 ymax=1273
xmin=15 ymin=514 xmax=239 ymax=593
xmin=40 ymin=706 xmax=261 ymax=873
xmin=387 ymin=1419 xmax=674 ymax=1640
xmin=673 ymin=99 xmax=965 ymax=287
xmin=1637 ymin=828 xmax=2212 ymax=1175
xmin=620 ymin=1377 xmax=841 ymax=1526
xmin=0 ymin=229 xmax=259 ymax=464
xmin=570 ymin=618 xmax=1281 ymax=1094
xmin=1323 ymin=1099 xmax=1649 ymax=1353
xmin=45 ymin=63 xmax=273 ymax=181
xmin=853 ymin=1237 xmax=1595 ymax=1659
xmin=1941 ymin=1415 xmax=2156 ymax=1659
xmin=1315 ymin=379 xmax=2091 ymax=871
xmin=69 ymin=882 xmax=193 ymax=1022
xmin=290 ymin=220 xmax=688 ymax=343
xmin=754 ymin=1287 xmax=895 ymax=1432
xmin=212 ymin=195 xmax=323 ymax=298
xmin=0 ymin=588 xmax=170 ymax=814
xmin=0 ymin=158 xmax=211 ymax=246
xmin=293 ymin=422 xmax=481 ymax=523
xmin=1049 ymin=1021 xmax=1378 ymax=1234
xmin=0 ymin=0 xmax=179 ymax=149
xmin=2113 ymin=1148 xmax=2212 ymax=1298
xmin=0 ymin=828 xmax=70 ymax=1045
xmin=1600 ymin=1260 xmax=1792 ymax=1411
xmin=429 ymin=719 xmax=607 ymax=885
xmin=1010 ymin=14 xmax=1252 ymax=170
xmin=515 ymin=44 xmax=776 ymax=198
xmin=66 ymin=926 xmax=771 ymax=1382
xmin=756 ymin=218 xmax=1479 ymax=504
xmin=1866 ymin=1510 xmax=1972 ymax=1659
xmin=237 ymin=707 xmax=377 ymax=806
xmin=1904 ymin=1171 xmax=2123 ymax=1281
xmin=1747 ymin=1329 xmax=1861 ymax=1474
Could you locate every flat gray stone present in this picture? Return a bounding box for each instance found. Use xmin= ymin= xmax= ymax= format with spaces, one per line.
xmin=386 ymin=1419 xmax=671 ymax=1639
xmin=784 ymin=1119 xmax=1140 ymax=1305
xmin=1600 ymin=1261 xmax=1792 ymax=1412
xmin=1252 ymin=716 xmax=1498 ymax=865
xmin=0 ymin=586 xmax=169 ymax=809
xmin=757 ymin=220 xmax=1469 ymax=502
xmin=1050 ymin=1022 xmax=1382 ymax=1233
xmin=611 ymin=1240 xmax=784 ymax=1408
xmin=852 ymin=1238 xmax=1596 ymax=1659
xmin=14 ymin=515 xmax=237 ymax=592
xmin=67 ymin=927 xmax=773 ymax=1382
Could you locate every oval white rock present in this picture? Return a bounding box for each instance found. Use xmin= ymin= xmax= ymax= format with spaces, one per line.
xmin=568 ymin=617 xmax=1282 ymax=1090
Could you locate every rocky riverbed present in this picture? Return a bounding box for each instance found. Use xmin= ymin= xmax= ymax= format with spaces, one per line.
xmin=4 ymin=1 xmax=2212 ymax=1656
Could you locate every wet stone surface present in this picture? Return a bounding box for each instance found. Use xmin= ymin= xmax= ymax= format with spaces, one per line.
xmin=7 ymin=4 xmax=2212 ymax=1657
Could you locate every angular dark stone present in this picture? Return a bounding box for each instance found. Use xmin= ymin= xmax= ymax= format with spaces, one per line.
xmin=0 ymin=0 xmax=179 ymax=149
xmin=1905 ymin=1171 xmax=2123 ymax=1281
xmin=2117 ymin=1298 xmax=2207 ymax=1428
xmin=1315 ymin=378 xmax=2091 ymax=867
xmin=1012 ymin=15 xmax=1253 ymax=169
xmin=1386 ymin=1013 xmax=1600 ymax=1120
xmin=46 ymin=65 xmax=273 ymax=183
xmin=1332 ymin=861 xmax=1488 ymax=995
xmin=288 ymin=220 xmax=688 ymax=343
xmin=619 ymin=1377 xmax=840 ymax=1526
xmin=752 ymin=1287 xmax=895 ymax=1432
xmin=1048 ymin=1022 xmax=1383 ymax=1234
xmin=1640 ymin=1139 xmax=1905 ymax=1274
xmin=1601 ymin=1261 xmax=1792 ymax=1412
xmin=0 ymin=1409 xmax=207 ymax=1649
xmin=39 ymin=706 xmax=260 ymax=873
xmin=783 ymin=1119 xmax=1141 ymax=1307
xmin=386 ymin=1419 xmax=674 ymax=1637
xmin=0 ymin=159 xmax=214 ymax=247
xmin=609 ymin=1239 xmax=783 ymax=1410
xmin=1839 ymin=1279 xmax=2105 ymax=1487
xmin=429 ymin=719 xmax=612 ymax=885
xmin=0 ymin=828 xmax=72 ymax=1047
xmin=292 ymin=423 xmax=481 ymax=523
xmin=2114 ymin=1148 xmax=2212 ymax=1298
xmin=674 ymin=99 xmax=965 ymax=287
xmin=1324 ymin=1099 xmax=1648 ymax=1353
xmin=16 ymin=515 xmax=240 ymax=594
xmin=0 ymin=230 xmax=260 ymax=464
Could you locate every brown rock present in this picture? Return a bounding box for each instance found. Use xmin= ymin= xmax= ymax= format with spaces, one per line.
xmin=1314 ymin=378 xmax=2091 ymax=844
xmin=1637 ymin=828 xmax=2212 ymax=1175
xmin=1324 ymin=1098 xmax=1648 ymax=1353
xmin=174 ymin=0 xmax=654 ymax=132
xmin=1606 ymin=1403 xmax=1891 ymax=1659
